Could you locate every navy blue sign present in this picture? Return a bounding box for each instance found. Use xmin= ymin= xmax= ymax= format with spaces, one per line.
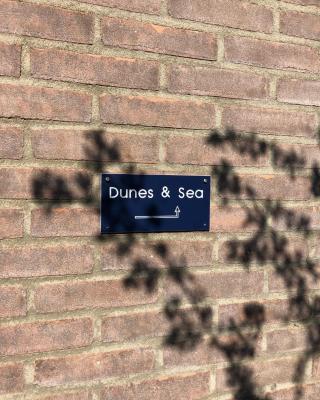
xmin=101 ymin=174 xmax=211 ymax=234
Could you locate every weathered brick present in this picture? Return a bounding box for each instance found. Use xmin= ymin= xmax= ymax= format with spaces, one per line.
xmin=225 ymin=36 xmax=320 ymax=73
xmin=101 ymin=371 xmax=210 ymax=400
xmin=164 ymin=339 xmax=224 ymax=367
xmin=284 ymin=0 xmax=320 ymax=4
xmin=281 ymin=11 xmax=320 ymax=41
xmin=0 ymin=84 xmax=91 ymax=122
xmin=0 ymin=167 xmax=92 ymax=199
xmin=0 ymin=245 xmax=93 ymax=278
xmin=101 ymin=240 xmax=213 ymax=270
xmin=101 ymin=17 xmax=216 ymax=60
xmin=268 ymin=267 xmax=320 ymax=292
xmin=80 ymin=0 xmax=161 ymax=14
xmin=210 ymin=207 xmax=251 ymax=232
xmin=277 ymin=78 xmax=320 ymax=107
xmin=226 ymin=174 xmax=311 ymax=201
xmin=0 ymin=363 xmax=24 ymax=394
xmin=167 ymin=64 xmax=268 ymax=100
xmin=31 ymin=208 xmax=99 ymax=237
xmin=168 ymin=0 xmax=273 ymax=33
xmin=275 ymin=142 xmax=320 ymax=169
xmin=0 ymin=209 xmax=23 ymax=239
xmin=216 ymin=358 xmax=295 ymax=391
xmin=165 ymin=135 xmax=268 ymax=167
xmin=100 ymin=94 xmax=215 ymax=129
xmin=218 ymin=299 xmax=288 ymax=326
xmin=167 ymin=271 xmax=264 ymax=301
xmin=313 ymin=357 xmax=320 ymax=377
xmin=0 ymin=0 xmax=93 ymax=44
xmin=37 ymin=392 xmax=92 ymax=400
xmin=101 ymin=310 xmax=167 ymax=342
xmin=0 ymin=318 xmax=93 ymax=356
xmin=0 ymin=42 xmax=20 ymax=77
xmin=34 ymin=279 xmax=159 ymax=313
xmin=35 ymin=348 xmax=155 ymax=386
xmin=266 ymin=328 xmax=305 ymax=353
xmin=218 ymin=237 xmax=307 ymax=265
xmin=303 ymin=207 xmax=320 ymax=231
xmin=0 ymin=286 xmax=26 ymax=318
xmin=269 ymin=384 xmax=320 ymax=400
xmin=222 ymin=105 xmax=317 ymax=137
xmin=32 ymin=129 xmax=159 ymax=163
xmin=200 ymin=271 xmax=264 ymax=300
xmin=31 ymin=48 xmax=159 ymax=90
xmin=0 ymin=127 xmax=23 ymax=159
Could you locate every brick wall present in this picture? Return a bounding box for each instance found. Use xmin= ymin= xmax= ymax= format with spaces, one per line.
xmin=1 ymin=0 xmax=320 ymax=399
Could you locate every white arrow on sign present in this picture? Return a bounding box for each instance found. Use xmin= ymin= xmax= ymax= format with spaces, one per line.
xmin=135 ymin=206 xmax=181 ymax=220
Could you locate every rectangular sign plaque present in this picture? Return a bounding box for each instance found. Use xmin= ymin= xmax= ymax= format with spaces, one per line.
xmin=101 ymin=173 xmax=211 ymax=234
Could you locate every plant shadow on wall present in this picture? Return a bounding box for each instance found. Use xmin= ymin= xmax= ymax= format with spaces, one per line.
xmin=31 ymin=128 xmax=320 ymax=400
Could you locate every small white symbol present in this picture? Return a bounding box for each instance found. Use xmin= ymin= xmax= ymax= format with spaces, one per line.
xmin=135 ymin=206 xmax=181 ymax=220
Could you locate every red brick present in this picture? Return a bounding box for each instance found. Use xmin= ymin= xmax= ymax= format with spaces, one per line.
xmin=31 ymin=48 xmax=159 ymax=90
xmin=31 ymin=208 xmax=99 ymax=237
xmin=0 ymin=286 xmax=26 ymax=318
xmin=284 ymin=0 xmax=320 ymax=5
xmin=34 ymin=279 xmax=159 ymax=313
xmin=275 ymin=142 xmax=320 ymax=169
xmin=100 ymin=94 xmax=215 ymax=129
xmin=101 ymin=240 xmax=213 ymax=270
xmin=0 ymin=127 xmax=23 ymax=159
xmin=165 ymin=135 xmax=268 ymax=167
xmin=227 ymin=174 xmax=311 ymax=201
xmin=37 ymin=392 xmax=92 ymax=400
xmin=0 ymin=318 xmax=93 ymax=356
xmin=268 ymin=266 xmax=320 ymax=292
xmin=272 ymin=206 xmax=320 ymax=232
xmin=0 ymin=209 xmax=23 ymax=239
xmin=0 ymin=0 xmax=93 ymax=44
xmin=210 ymin=207 xmax=251 ymax=232
xmin=32 ymin=129 xmax=159 ymax=163
xmin=0 ymin=84 xmax=91 ymax=122
xmin=277 ymin=78 xmax=320 ymax=107
xmin=35 ymin=348 xmax=155 ymax=386
xmin=269 ymin=384 xmax=320 ymax=400
xmin=313 ymin=357 xmax=320 ymax=377
xmin=218 ymin=236 xmax=307 ymax=264
xmin=201 ymin=271 xmax=264 ymax=300
xmin=216 ymin=357 xmax=295 ymax=391
xmin=225 ymin=36 xmax=320 ymax=73
xmin=102 ymin=310 xmax=167 ymax=342
xmin=218 ymin=299 xmax=288 ymax=326
xmin=0 ymin=245 xmax=93 ymax=278
xmin=303 ymin=207 xmax=320 ymax=231
xmin=80 ymin=0 xmax=161 ymax=14
xmin=281 ymin=11 xmax=320 ymax=41
xmin=266 ymin=328 xmax=305 ymax=353
xmin=167 ymin=64 xmax=268 ymax=100
xmin=167 ymin=271 xmax=264 ymax=301
xmin=0 ymin=167 xmax=92 ymax=199
xmin=101 ymin=372 xmax=210 ymax=400
xmin=0 ymin=42 xmax=20 ymax=77
xmin=164 ymin=339 xmax=224 ymax=367
xmin=168 ymin=0 xmax=273 ymax=33
xmin=222 ymin=105 xmax=317 ymax=137
xmin=0 ymin=363 xmax=24 ymax=394
xmin=101 ymin=17 xmax=216 ymax=60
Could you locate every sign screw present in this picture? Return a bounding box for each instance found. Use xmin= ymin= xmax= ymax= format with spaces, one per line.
xmin=106 ymin=177 xmax=110 ymax=182
xmin=204 ymin=178 xmax=207 ymax=183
